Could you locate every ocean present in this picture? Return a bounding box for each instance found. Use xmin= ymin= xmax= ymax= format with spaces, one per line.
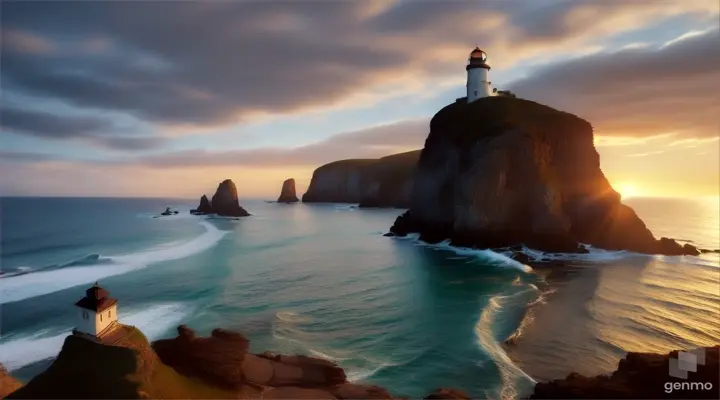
xmin=1 ymin=197 xmax=718 ymax=398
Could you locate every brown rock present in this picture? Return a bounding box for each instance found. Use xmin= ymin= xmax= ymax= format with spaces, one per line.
xmin=333 ymin=383 xmax=395 ymax=399
xmin=424 ymin=388 xmax=471 ymax=399
xmin=241 ymin=354 xmax=274 ymax=385
xmin=531 ymin=346 xmax=719 ymax=399
xmin=190 ymin=195 xmax=212 ymax=214
xmin=264 ymin=387 xmax=337 ymax=399
xmin=278 ymin=178 xmax=300 ymax=203
xmin=0 ymin=363 xmax=23 ymax=398
xmin=153 ymin=325 xmax=250 ymax=388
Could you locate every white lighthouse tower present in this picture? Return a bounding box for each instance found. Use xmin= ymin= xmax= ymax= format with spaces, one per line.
xmin=73 ymin=282 xmax=119 ymax=340
xmin=466 ymin=47 xmax=493 ymax=103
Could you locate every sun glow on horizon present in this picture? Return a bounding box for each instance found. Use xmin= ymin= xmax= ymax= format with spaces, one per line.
xmin=616 ymin=183 xmax=641 ymax=198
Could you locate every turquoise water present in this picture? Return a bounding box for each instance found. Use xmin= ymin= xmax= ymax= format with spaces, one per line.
xmin=1 ymin=197 xmax=718 ymax=398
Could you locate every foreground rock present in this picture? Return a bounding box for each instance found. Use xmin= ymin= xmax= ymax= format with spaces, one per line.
xmin=277 ymin=178 xmax=299 ymax=203
xmin=191 ymin=180 xmax=250 ymax=217
xmin=0 ymin=363 xmax=23 ymax=398
xmin=302 ymin=150 xmax=419 ymax=208
xmin=6 ymin=323 xmax=470 ymax=399
xmin=531 ymin=346 xmax=719 ymax=399
xmin=390 ymin=97 xmax=700 ymax=255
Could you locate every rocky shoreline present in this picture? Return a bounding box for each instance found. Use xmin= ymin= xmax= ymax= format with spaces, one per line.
xmin=3 ymin=323 xmax=717 ymax=399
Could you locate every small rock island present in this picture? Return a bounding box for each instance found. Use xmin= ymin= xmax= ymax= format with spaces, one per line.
xmin=191 ymin=179 xmax=250 ymax=217
xmin=277 ymin=178 xmax=299 ymax=203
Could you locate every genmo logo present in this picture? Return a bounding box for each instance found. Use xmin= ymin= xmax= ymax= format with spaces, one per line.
xmin=664 ymin=348 xmax=714 ymax=394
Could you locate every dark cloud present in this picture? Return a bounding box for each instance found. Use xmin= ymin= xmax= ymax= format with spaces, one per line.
xmin=509 ymin=29 xmax=720 ymax=137
xmin=1 ymin=107 xmax=166 ymax=150
xmin=138 ymin=118 xmax=428 ymax=168
xmin=3 ymin=0 xmax=713 ymax=129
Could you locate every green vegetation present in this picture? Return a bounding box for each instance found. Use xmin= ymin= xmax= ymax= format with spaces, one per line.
xmin=8 ymin=326 xmax=237 ymax=399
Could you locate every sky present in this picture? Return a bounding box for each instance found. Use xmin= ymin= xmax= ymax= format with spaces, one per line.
xmin=1 ymin=0 xmax=719 ymax=199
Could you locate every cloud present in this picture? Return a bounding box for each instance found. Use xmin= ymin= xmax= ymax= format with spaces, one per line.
xmin=2 ymin=0 xmax=715 ymax=128
xmin=1 ymin=107 xmax=166 ymax=150
xmin=137 ymin=118 xmax=428 ymax=168
xmin=509 ymin=29 xmax=720 ymax=138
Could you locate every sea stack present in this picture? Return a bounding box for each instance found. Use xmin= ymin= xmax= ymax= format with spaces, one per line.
xmin=277 ymin=178 xmax=299 ymax=203
xmin=191 ymin=195 xmax=212 ymax=214
xmin=211 ymin=179 xmax=250 ymax=217
xmin=389 ymin=96 xmax=699 ymax=256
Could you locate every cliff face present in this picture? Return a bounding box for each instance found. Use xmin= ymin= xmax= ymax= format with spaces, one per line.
xmin=531 ymin=346 xmax=719 ymax=399
xmin=302 ymin=150 xmax=420 ymax=208
xmin=390 ymin=97 xmax=700 ymax=255
xmin=191 ymin=179 xmax=250 ymax=217
xmin=277 ymin=178 xmax=299 ymax=203
xmin=7 ymin=324 xmax=469 ymax=400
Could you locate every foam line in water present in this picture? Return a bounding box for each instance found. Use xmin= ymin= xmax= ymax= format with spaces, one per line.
xmin=407 ymin=238 xmax=534 ymax=273
xmin=0 ymin=221 xmax=227 ymax=304
xmin=0 ymin=303 xmax=190 ymax=371
xmin=475 ymin=289 xmax=538 ymax=398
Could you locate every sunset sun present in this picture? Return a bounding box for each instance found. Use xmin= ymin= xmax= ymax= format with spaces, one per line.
xmin=616 ymin=183 xmax=640 ymax=198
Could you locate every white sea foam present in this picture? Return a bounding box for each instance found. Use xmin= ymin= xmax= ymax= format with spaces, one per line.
xmin=408 ymin=238 xmax=534 ymax=273
xmin=0 ymin=303 xmax=191 ymax=371
xmin=475 ymin=291 xmax=538 ymax=399
xmin=346 ymin=362 xmax=394 ymax=382
xmin=0 ymin=221 xmax=227 ymax=304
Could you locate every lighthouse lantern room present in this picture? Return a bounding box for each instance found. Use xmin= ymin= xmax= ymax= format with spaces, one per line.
xmin=74 ymin=282 xmax=119 ymax=339
xmin=466 ymin=47 xmax=493 ymax=103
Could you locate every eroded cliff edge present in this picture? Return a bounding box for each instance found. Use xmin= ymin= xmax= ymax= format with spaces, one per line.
xmin=302 ymin=150 xmax=420 ymax=208
xmin=389 ymin=97 xmax=700 ymax=255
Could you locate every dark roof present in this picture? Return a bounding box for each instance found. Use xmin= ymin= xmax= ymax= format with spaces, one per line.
xmin=75 ymin=296 xmax=117 ymax=312
xmin=76 ymin=282 xmax=117 ymax=312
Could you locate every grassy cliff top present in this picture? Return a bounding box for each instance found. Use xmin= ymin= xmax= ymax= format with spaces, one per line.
xmin=314 ymin=150 xmax=420 ymax=173
xmin=8 ymin=326 xmax=236 ymax=399
xmin=430 ymin=96 xmax=592 ymax=144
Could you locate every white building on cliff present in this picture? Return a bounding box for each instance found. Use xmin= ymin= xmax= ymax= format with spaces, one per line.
xmin=73 ymin=282 xmax=119 ymax=340
xmin=466 ymin=47 xmax=493 ymax=102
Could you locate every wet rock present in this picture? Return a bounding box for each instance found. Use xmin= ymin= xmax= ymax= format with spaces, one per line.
xmin=424 ymin=388 xmax=471 ymax=399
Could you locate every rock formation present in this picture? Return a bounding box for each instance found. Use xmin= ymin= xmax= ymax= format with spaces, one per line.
xmin=531 ymin=346 xmax=719 ymax=399
xmin=302 ymin=150 xmax=420 ymax=208
xmin=191 ymin=195 xmax=212 ymax=214
xmin=277 ymin=178 xmax=299 ymax=203
xmin=190 ymin=180 xmax=250 ymax=217
xmin=211 ymin=179 xmax=250 ymax=217
xmin=0 ymin=363 xmax=23 ymax=398
xmin=7 ymin=323 xmax=471 ymax=399
xmin=389 ymin=97 xmax=700 ymax=255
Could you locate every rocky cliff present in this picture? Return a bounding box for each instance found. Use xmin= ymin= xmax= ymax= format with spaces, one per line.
xmin=302 ymin=150 xmax=420 ymax=208
xmin=531 ymin=346 xmax=719 ymax=399
xmin=390 ymin=97 xmax=700 ymax=255
xmin=4 ymin=324 xmax=468 ymax=399
xmin=277 ymin=178 xmax=299 ymax=203
xmin=0 ymin=363 xmax=23 ymax=398
xmin=191 ymin=179 xmax=250 ymax=217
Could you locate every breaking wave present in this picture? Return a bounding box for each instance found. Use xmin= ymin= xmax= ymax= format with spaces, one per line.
xmin=0 ymin=303 xmax=191 ymax=371
xmin=0 ymin=221 xmax=227 ymax=304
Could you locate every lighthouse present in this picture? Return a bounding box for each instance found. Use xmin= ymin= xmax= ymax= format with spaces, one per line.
xmin=74 ymin=282 xmax=119 ymax=340
xmin=466 ymin=47 xmax=493 ymax=103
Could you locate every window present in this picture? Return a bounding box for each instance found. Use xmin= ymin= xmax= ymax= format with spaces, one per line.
xmin=100 ymin=313 xmax=103 ymax=322
xmin=108 ymin=310 xmax=111 ymax=318
xmin=474 ymin=90 xmax=478 ymax=96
